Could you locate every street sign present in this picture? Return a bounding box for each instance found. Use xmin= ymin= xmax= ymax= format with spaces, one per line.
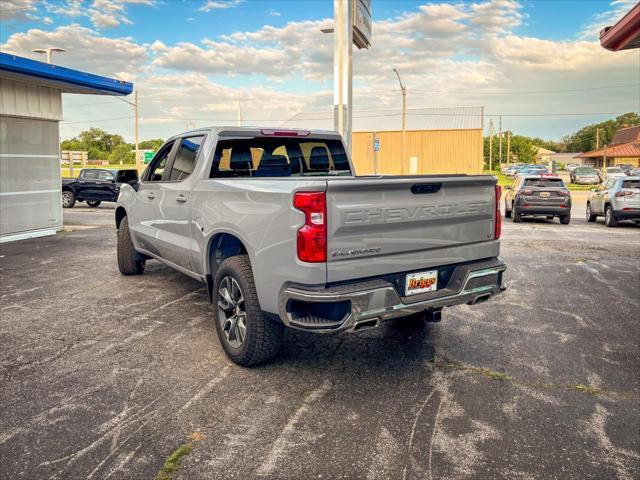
xmin=353 ymin=0 xmax=371 ymax=49
xmin=143 ymin=151 xmax=154 ymax=164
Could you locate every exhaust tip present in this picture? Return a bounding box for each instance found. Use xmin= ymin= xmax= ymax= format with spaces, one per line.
xmin=353 ymin=318 xmax=379 ymax=332
xmin=468 ymin=293 xmax=492 ymax=305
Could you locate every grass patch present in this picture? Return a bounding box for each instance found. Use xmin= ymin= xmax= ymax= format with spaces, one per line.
xmin=155 ymin=443 xmax=193 ymax=480
xmin=572 ymin=384 xmax=601 ymax=396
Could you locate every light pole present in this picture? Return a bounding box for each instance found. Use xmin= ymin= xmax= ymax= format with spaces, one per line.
xmin=32 ymin=47 xmax=65 ymax=64
xmin=393 ymin=68 xmax=407 ymax=174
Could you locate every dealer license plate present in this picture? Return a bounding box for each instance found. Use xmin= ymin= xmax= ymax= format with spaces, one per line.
xmin=405 ymin=270 xmax=438 ymax=296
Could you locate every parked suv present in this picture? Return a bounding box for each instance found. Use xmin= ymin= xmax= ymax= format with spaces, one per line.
xmin=504 ymin=175 xmax=571 ymax=224
xmin=586 ymin=176 xmax=640 ymax=227
xmin=570 ymin=167 xmax=600 ymax=185
xmin=115 ymin=127 xmax=506 ymax=366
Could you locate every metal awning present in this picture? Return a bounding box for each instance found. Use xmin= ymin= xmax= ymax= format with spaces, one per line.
xmin=600 ymin=3 xmax=640 ymax=51
xmin=0 ymin=52 xmax=133 ymax=96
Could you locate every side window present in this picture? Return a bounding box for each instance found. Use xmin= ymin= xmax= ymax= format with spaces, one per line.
xmin=81 ymin=169 xmax=98 ymax=180
xmin=168 ymin=136 xmax=205 ymax=182
xmin=146 ymin=141 xmax=174 ymax=182
xmin=97 ymin=170 xmax=115 ymax=181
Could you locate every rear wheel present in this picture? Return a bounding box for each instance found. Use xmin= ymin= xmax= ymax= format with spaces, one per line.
xmin=605 ymin=206 xmax=618 ymax=228
xmin=512 ymin=208 xmax=522 ymax=223
xmin=559 ymin=215 xmax=571 ymax=225
xmin=586 ymin=203 xmax=597 ymax=222
xmin=117 ymin=216 xmax=145 ymax=275
xmin=504 ymin=203 xmax=511 ymax=218
xmin=87 ymin=200 xmax=101 ymax=208
xmin=62 ymin=190 xmax=76 ymax=208
xmin=213 ymin=255 xmax=283 ymax=366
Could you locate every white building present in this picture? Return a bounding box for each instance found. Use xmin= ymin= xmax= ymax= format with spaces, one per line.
xmin=0 ymin=53 xmax=133 ymax=242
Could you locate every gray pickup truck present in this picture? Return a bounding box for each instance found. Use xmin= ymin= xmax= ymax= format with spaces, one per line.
xmin=115 ymin=127 xmax=506 ymax=366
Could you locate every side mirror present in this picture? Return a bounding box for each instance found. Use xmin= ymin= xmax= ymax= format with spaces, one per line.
xmin=116 ymin=169 xmax=139 ymax=185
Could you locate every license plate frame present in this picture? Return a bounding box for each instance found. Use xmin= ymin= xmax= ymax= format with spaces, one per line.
xmin=405 ymin=270 xmax=438 ymax=296
xmin=540 ymin=191 xmax=551 ymax=198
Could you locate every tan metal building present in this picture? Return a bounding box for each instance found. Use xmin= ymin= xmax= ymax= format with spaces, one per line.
xmin=283 ymin=106 xmax=484 ymax=175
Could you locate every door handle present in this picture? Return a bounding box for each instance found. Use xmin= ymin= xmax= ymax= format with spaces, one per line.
xmin=146 ymin=192 xmax=156 ymax=200
xmin=176 ymin=194 xmax=187 ymax=203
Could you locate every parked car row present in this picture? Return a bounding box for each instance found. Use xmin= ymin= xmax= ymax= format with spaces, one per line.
xmin=504 ymin=174 xmax=640 ymax=228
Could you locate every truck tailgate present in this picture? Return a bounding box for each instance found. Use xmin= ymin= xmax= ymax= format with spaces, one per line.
xmin=325 ymin=176 xmax=498 ymax=283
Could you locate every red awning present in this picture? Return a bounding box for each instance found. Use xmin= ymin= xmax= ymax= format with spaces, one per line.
xmin=600 ymin=3 xmax=640 ymax=51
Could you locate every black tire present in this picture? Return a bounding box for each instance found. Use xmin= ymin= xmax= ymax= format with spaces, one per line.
xmin=605 ymin=206 xmax=618 ymax=228
xmin=87 ymin=200 xmax=101 ymax=208
xmin=546 ymin=216 xmax=554 ymax=220
xmin=62 ymin=190 xmax=76 ymax=208
xmin=504 ymin=204 xmax=511 ymax=218
xmin=117 ymin=216 xmax=145 ymax=275
xmin=559 ymin=215 xmax=571 ymax=225
xmin=512 ymin=208 xmax=522 ymax=223
xmin=586 ymin=203 xmax=597 ymax=222
xmin=213 ymin=255 xmax=283 ymax=366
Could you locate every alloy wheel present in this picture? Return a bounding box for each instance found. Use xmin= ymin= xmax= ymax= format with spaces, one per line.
xmin=217 ymin=276 xmax=247 ymax=348
xmin=62 ymin=192 xmax=71 ymax=207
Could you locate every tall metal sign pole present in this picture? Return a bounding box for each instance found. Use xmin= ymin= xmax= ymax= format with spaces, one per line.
xmin=332 ymin=0 xmax=371 ymax=158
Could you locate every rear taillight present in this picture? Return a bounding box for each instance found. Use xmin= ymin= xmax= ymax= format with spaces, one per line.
xmin=558 ymin=190 xmax=569 ymax=196
xmin=615 ymin=191 xmax=634 ymax=197
xmin=494 ymin=185 xmax=501 ymax=240
xmin=294 ymin=192 xmax=326 ymax=262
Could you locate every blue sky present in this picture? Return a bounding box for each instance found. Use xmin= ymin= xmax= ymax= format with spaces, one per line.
xmin=1 ymin=0 xmax=638 ymax=141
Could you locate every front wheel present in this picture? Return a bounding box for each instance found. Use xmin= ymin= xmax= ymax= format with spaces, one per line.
xmin=605 ymin=206 xmax=618 ymax=228
xmin=559 ymin=215 xmax=571 ymax=225
xmin=213 ymin=255 xmax=283 ymax=366
xmin=87 ymin=200 xmax=101 ymax=208
xmin=117 ymin=216 xmax=145 ymax=275
xmin=62 ymin=190 xmax=76 ymax=208
xmin=586 ymin=203 xmax=597 ymax=222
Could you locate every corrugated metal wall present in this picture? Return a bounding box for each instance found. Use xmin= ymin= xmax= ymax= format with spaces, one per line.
xmin=352 ymin=129 xmax=483 ymax=175
xmin=0 ymin=78 xmax=63 ymax=121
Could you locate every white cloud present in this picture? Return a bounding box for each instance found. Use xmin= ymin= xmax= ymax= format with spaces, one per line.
xmin=199 ymin=0 xmax=243 ymax=13
xmin=268 ymin=10 xmax=280 ymax=17
xmin=0 ymin=24 xmax=148 ymax=77
xmin=0 ymin=0 xmax=36 ymax=21
xmin=43 ymin=0 xmax=155 ymax=29
xmin=2 ymin=0 xmax=637 ymax=141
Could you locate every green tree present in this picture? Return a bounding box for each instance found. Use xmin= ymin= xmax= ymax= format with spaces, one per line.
xmin=139 ymin=138 xmax=164 ymax=151
xmin=109 ymin=144 xmax=135 ymax=164
xmin=564 ymin=112 xmax=640 ymax=152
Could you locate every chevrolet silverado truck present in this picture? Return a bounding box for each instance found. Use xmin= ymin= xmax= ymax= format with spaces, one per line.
xmin=62 ymin=168 xmax=122 ymax=208
xmin=115 ymin=127 xmax=506 ymax=366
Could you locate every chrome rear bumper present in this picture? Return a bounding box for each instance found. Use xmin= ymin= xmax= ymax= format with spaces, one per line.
xmin=278 ymin=258 xmax=506 ymax=333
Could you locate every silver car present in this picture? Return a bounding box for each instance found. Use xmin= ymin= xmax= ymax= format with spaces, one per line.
xmin=586 ymin=176 xmax=640 ymax=227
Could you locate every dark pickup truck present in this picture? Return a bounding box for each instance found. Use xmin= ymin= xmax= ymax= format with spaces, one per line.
xmin=62 ymin=168 xmax=124 ymax=208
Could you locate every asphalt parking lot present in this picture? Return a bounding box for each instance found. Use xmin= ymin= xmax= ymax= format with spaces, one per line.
xmin=1 ymin=201 xmax=639 ymax=480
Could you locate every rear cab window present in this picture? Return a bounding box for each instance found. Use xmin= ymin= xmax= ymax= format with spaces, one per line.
xmin=522 ymin=177 xmax=566 ymax=188
xmin=210 ymin=137 xmax=351 ymax=178
xmin=621 ymin=180 xmax=640 ymax=189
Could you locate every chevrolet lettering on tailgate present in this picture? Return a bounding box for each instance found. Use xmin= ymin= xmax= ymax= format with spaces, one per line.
xmin=343 ymin=202 xmax=490 ymax=225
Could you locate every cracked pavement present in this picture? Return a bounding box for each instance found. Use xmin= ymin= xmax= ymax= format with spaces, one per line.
xmin=1 ymin=202 xmax=639 ymax=479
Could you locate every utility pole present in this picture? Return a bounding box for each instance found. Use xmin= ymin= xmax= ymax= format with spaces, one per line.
xmin=393 ymin=68 xmax=407 ymax=175
xmin=596 ymin=127 xmax=600 ymax=149
xmin=498 ymin=116 xmax=503 ymax=168
xmin=506 ymin=129 xmax=511 ymax=166
xmin=134 ymin=89 xmax=140 ymax=173
xmin=488 ymin=119 xmax=494 ymax=173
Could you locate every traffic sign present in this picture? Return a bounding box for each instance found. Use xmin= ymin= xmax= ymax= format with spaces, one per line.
xmin=144 ymin=151 xmax=154 ymax=164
